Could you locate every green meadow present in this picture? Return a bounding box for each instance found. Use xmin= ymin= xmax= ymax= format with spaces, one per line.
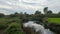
xmin=48 ymin=18 xmax=60 ymax=24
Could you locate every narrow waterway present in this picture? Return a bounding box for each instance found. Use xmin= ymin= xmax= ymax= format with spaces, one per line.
xmin=23 ymin=21 xmax=55 ymax=34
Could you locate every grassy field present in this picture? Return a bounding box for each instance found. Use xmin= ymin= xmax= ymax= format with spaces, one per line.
xmin=48 ymin=18 xmax=60 ymax=24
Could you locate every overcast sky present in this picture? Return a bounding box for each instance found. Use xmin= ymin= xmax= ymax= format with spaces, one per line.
xmin=0 ymin=0 xmax=60 ymax=15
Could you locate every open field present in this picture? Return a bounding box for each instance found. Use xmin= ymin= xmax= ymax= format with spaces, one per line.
xmin=48 ymin=18 xmax=60 ymax=24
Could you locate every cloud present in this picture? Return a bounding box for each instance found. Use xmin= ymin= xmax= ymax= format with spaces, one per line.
xmin=47 ymin=0 xmax=60 ymax=13
xmin=20 ymin=0 xmax=48 ymax=7
xmin=22 ymin=0 xmax=47 ymax=4
xmin=0 ymin=5 xmax=12 ymax=9
xmin=0 ymin=8 xmax=15 ymax=15
xmin=0 ymin=0 xmax=60 ymax=15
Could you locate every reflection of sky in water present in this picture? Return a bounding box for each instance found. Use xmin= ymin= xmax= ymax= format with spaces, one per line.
xmin=23 ymin=21 xmax=54 ymax=34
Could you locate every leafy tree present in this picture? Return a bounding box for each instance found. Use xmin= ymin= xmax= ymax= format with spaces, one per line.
xmin=22 ymin=12 xmax=29 ymax=22
xmin=0 ymin=13 xmax=5 ymax=17
xmin=33 ymin=10 xmax=44 ymax=23
xmin=35 ymin=10 xmax=41 ymax=15
xmin=47 ymin=10 xmax=52 ymax=14
xmin=58 ymin=12 xmax=60 ymax=14
xmin=44 ymin=7 xmax=48 ymax=14
xmin=15 ymin=12 xmax=18 ymax=15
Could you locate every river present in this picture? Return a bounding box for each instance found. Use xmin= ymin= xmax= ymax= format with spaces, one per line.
xmin=23 ymin=21 xmax=55 ymax=34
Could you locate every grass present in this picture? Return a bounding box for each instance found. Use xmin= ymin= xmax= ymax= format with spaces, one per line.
xmin=0 ymin=17 xmax=24 ymax=34
xmin=48 ymin=18 xmax=60 ymax=24
xmin=0 ymin=17 xmax=21 ymax=29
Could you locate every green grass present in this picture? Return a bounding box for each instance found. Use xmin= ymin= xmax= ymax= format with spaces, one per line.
xmin=48 ymin=18 xmax=60 ymax=24
xmin=0 ymin=17 xmax=24 ymax=34
xmin=0 ymin=17 xmax=22 ymax=29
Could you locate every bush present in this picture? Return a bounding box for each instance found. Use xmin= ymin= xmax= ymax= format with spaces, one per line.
xmin=0 ymin=22 xmax=8 ymax=30
xmin=4 ymin=23 xmax=24 ymax=34
xmin=48 ymin=23 xmax=60 ymax=34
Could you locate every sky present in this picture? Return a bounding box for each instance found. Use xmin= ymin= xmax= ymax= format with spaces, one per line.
xmin=0 ymin=0 xmax=60 ymax=15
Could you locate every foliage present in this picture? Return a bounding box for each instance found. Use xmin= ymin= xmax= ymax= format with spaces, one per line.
xmin=58 ymin=12 xmax=60 ymax=14
xmin=47 ymin=10 xmax=52 ymax=14
xmin=0 ymin=13 xmax=5 ymax=18
xmin=44 ymin=7 xmax=48 ymax=14
xmin=47 ymin=18 xmax=60 ymax=34
xmin=35 ymin=10 xmax=41 ymax=14
xmin=0 ymin=18 xmax=8 ymax=30
xmin=4 ymin=23 xmax=24 ymax=34
xmin=48 ymin=23 xmax=60 ymax=34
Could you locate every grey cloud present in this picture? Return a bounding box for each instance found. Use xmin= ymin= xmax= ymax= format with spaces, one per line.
xmin=0 ymin=0 xmax=60 ymax=15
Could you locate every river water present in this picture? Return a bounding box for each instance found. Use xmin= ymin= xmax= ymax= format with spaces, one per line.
xmin=23 ymin=21 xmax=55 ymax=34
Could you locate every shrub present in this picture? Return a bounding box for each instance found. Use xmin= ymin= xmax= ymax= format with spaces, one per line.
xmin=0 ymin=22 xmax=8 ymax=30
xmin=48 ymin=23 xmax=60 ymax=34
xmin=4 ymin=23 xmax=24 ymax=34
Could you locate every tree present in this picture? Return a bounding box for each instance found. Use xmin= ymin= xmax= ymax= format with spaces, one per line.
xmin=47 ymin=10 xmax=52 ymax=14
xmin=24 ymin=12 xmax=27 ymax=15
xmin=35 ymin=10 xmax=41 ymax=15
xmin=15 ymin=12 xmax=18 ymax=15
xmin=44 ymin=7 xmax=48 ymax=14
xmin=58 ymin=12 xmax=60 ymax=14
xmin=0 ymin=13 xmax=5 ymax=17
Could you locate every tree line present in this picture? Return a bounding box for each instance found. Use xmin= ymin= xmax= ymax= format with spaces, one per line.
xmin=0 ymin=7 xmax=60 ymax=18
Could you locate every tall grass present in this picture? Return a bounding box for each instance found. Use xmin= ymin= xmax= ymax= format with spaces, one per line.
xmin=4 ymin=23 xmax=24 ymax=34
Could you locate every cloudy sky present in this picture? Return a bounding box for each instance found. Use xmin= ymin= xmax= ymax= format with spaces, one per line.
xmin=0 ymin=0 xmax=60 ymax=15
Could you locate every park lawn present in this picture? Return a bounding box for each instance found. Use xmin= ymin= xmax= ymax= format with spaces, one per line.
xmin=48 ymin=18 xmax=60 ymax=24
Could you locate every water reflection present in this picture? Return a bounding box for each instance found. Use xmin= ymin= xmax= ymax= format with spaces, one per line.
xmin=23 ymin=21 xmax=55 ymax=34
